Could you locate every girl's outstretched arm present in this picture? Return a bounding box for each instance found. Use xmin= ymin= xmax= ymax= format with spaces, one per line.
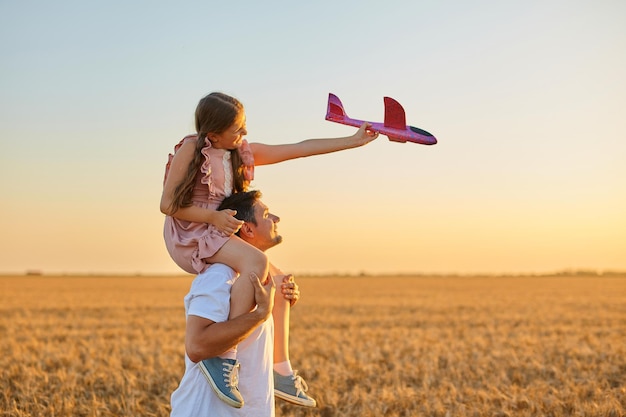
xmin=250 ymin=122 xmax=378 ymax=166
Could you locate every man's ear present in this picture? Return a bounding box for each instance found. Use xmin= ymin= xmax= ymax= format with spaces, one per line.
xmin=240 ymin=222 xmax=254 ymax=238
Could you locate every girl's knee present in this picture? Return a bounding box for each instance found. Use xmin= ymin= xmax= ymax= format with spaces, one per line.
xmin=252 ymin=250 xmax=269 ymax=270
xmin=236 ymin=246 xmax=268 ymax=278
xmin=218 ymin=238 xmax=269 ymax=275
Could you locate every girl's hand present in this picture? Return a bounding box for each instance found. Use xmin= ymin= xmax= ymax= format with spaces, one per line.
xmin=352 ymin=122 xmax=379 ymax=146
xmin=212 ymin=209 xmax=244 ymax=235
xmin=280 ymin=274 xmax=300 ymax=307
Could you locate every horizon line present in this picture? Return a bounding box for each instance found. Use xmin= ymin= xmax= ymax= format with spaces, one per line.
xmin=3 ymin=269 xmax=626 ymax=278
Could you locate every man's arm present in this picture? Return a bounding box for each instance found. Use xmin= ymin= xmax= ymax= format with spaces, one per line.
xmin=185 ymin=272 xmax=275 ymax=362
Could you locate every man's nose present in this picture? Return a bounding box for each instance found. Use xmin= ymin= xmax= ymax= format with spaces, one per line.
xmin=270 ymin=213 xmax=280 ymax=223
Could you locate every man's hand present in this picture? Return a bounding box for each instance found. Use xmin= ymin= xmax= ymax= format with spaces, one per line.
xmin=249 ymin=272 xmax=275 ymax=320
xmin=279 ymin=274 xmax=300 ymax=307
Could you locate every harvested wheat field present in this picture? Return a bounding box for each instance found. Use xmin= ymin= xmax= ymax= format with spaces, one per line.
xmin=1 ymin=273 xmax=625 ymax=417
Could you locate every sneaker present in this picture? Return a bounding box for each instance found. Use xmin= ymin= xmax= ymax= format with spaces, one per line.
xmin=274 ymin=370 xmax=317 ymax=407
xmin=198 ymin=357 xmax=244 ymax=408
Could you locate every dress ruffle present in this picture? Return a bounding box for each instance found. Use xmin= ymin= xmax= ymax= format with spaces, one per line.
xmin=200 ymin=137 xmax=214 ymax=196
xmin=199 ymin=138 xmax=254 ymax=196
xmin=191 ymin=226 xmax=230 ymax=273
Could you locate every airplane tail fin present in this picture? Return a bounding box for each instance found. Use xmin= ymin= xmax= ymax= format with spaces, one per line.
xmin=325 ymin=93 xmax=347 ymax=122
xmin=383 ymin=97 xmax=407 ymax=129
xmin=384 ymin=97 xmax=408 ymax=142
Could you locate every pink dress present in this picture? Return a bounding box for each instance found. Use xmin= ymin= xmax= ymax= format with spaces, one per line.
xmin=163 ymin=135 xmax=255 ymax=274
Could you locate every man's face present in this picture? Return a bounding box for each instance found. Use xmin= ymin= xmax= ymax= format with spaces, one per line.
xmin=248 ymin=200 xmax=282 ymax=252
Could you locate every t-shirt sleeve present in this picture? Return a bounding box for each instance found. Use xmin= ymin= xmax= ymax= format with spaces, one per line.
xmin=186 ymin=264 xmax=237 ymax=323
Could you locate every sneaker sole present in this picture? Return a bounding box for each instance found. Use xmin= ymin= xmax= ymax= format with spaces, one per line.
xmin=198 ymin=361 xmax=244 ymax=408
xmin=274 ymin=389 xmax=317 ymax=407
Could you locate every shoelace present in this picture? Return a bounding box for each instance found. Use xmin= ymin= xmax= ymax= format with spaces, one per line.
xmin=292 ymin=371 xmax=309 ymax=396
xmin=222 ymin=361 xmax=240 ymax=389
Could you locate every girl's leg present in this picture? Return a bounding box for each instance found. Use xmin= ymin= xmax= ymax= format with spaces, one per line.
xmin=269 ymin=270 xmax=317 ymax=407
xmin=272 ymin=273 xmax=291 ymax=369
xmin=207 ymin=236 xmax=269 ymax=319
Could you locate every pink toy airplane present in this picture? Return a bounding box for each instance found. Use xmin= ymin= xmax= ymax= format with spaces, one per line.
xmin=325 ymin=93 xmax=437 ymax=145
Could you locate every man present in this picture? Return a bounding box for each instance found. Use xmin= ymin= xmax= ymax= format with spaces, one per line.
xmin=170 ymin=190 xmax=306 ymax=416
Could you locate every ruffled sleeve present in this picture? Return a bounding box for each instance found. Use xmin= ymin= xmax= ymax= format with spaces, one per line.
xmin=238 ymin=139 xmax=255 ymax=181
xmin=163 ymin=135 xmax=193 ymax=185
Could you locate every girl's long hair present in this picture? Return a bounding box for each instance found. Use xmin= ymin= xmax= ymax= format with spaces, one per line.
xmin=169 ymin=93 xmax=248 ymax=213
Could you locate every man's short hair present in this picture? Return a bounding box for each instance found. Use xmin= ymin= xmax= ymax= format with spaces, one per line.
xmin=218 ymin=190 xmax=262 ymax=227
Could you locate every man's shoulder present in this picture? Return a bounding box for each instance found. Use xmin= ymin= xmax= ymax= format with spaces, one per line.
xmin=185 ymin=264 xmax=238 ymax=322
xmin=205 ymin=263 xmax=237 ymax=276
xmin=195 ymin=263 xmax=237 ymax=280
xmin=188 ymin=264 xmax=237 ymax=295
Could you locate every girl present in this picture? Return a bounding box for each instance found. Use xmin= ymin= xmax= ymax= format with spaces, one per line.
xmin=161 ymin=92 xmax=378 ymax=408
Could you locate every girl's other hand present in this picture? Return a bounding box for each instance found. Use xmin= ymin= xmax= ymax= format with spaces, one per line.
xmin=280 ymin=274 xmax=300 ymax=306
xmin=213 ymin=209 xmax=244 ymax=235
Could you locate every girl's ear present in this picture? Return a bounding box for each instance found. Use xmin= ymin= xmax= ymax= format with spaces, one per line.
xmin=207 ymin=133 xmax=219 ymax=143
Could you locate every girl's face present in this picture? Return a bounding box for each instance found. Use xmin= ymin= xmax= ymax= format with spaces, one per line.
xmin=209 ymin=112 xmax=247 ymax=150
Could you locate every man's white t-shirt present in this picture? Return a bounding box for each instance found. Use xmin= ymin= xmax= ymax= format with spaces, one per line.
xmin=170 ymin=264 xmax=275 ymax=417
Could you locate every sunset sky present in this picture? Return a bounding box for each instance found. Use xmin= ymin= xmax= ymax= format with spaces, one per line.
xmin=1 ymin=1 xmax=624 ymax=275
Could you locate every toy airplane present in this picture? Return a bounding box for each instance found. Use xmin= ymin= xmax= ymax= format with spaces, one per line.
xmin=325 ymin=93 xmax=437 ymax=145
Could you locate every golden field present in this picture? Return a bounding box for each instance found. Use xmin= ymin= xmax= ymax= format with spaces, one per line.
xmin=1 ymin=273 xmax=624 ymax=417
